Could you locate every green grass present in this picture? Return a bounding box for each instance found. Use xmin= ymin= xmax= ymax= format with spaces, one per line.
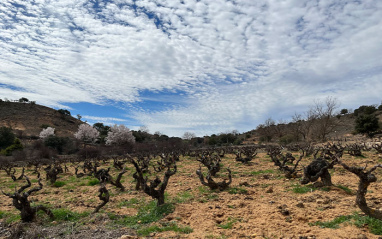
xmin=87 ymin=178 xmax=100 ymax=186
xmin=217 ymin=217 xmax=237 ymax=229
xmin=335 ymin=185 xmax=353 ymax=195
xmin=198 ymin=186 xmax=219 ymax=201
xmin=228 ymin=187 xmax=248 ymax=195
xmin=53 ymin=181 xmax=66 ymax=187
xmin=118 ymin=198 xmax=140 ymax=208
xmin=291 ymin=184 xmax=331 ymax=194
xmin=310 ymin=213 xmax=382 ymax=235
xmin=352 ymin=213 xmax=382 ymax=235
xmin=115 ymin=201 xmax=175 ymax=228
xmin=52 ymin=208 xmax=90 ymax=222
xmin=172 ymin=191 xmax=194 ymax=204
xmin=137 ymin=221 xmax=193 ymax=236
xmin=250 ymin=169 xmax=274 ymax=176
xmin=310 ymin=215 xmax=352 ymax=229
xmin=291 ymin=184 xmax=315 ymax=194
xmin=0 ymin=210 xmax=21 ymax=223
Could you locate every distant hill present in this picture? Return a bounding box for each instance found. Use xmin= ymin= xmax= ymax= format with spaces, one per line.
xmin=0 ymin=101 xmax=83 ymax=138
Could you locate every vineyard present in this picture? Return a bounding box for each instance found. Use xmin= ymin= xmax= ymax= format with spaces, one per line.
xmin=1 ymin=142 xmax=382 ymax=239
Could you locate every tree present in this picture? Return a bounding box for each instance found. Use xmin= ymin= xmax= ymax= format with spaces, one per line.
xmin=57 ymin=109 xmax=71 ymax=116
xmin=74 ymin=124 xmax=100 ymax=143
xmin=76 ymin=114 xmax=82 ymax=120
xmin=182 ymin=132 xmax=196 ymax=140
xmin=18 ymin=97 xmax=29 ymax=103
xmin=105 ymin=124 xmax=135 ymax=145
xmin=340 ymin=109 xmax=348 ymax=115
xmin=354 ymin=105 xmax=377 ymax=116
xmin=1 ymin=138 xmax=23 ymax=156
xmin=310 ymin=97 xmax=340 ymax=141
xmin=44 ymin=135 xmax=68 ymax=154
xmin=93 ymin=123 xmax=110 ymax=143
xmin=257 ymin=118 xmax=276 ymax=142
xmin=355 ymin=114 xmax=380 ymax=137
xmin=0 ymin=127 xmax=15 ymax=150
xmin=39 ymin=127 xmax=55 ymax=139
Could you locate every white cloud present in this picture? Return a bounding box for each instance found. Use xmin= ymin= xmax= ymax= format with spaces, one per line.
xmin=1 ymin=0 xmax=381 ymax=136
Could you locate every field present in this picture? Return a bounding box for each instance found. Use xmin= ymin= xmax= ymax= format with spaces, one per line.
xmin=1 ymin=149 xmax=382 ymax=239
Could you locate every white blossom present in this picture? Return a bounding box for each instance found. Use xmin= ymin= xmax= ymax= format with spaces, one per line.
xmin=74 ymin=124 xmax=99 ymax=143
xmin=105 ymin=124 xmax=135 ymax=145
xmin=39 ymin=127 xmax=55 ymax=139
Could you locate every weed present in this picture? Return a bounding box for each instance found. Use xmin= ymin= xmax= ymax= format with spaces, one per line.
xmin=250 ymin=169 xmax=274 ymax=176
xmin=137 ymin=221 xmax=193 ymax=236
xmin=310 ymin=213 xmax=382 ymax=235
xmin=228 ymin=187 xmax=248 ymax=195
xmin=173 ymin=191 xmax=194 ymax=204
xmin=115 ymin=201 xmax=174 ymax=228
xmin=0 ymin=211 xmax=21 ymax=223
xmin=352 ymin=212 xmax=382 ymax=235
xmin=118 ymin=198 xmax=140 ymax=208
xmin=310 ymin=215 xmax=351 ymax=229
xmin=53 ymin=181 xmax=66 ymax=187
xmin=217 ymin=217 xmax=237 ymax=229
xmin=52 ymin=208 xmax=90 ymax=222
xmin=291 ymin=184 xmax=314 ymax=194
xmin=87 ymin=179 xmax=100 ymax=186
xmin=336 ymin=185 xmax=353 ymax=195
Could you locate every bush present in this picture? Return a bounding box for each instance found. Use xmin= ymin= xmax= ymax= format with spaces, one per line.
xmin=57 ymin=109 xmax=71 ymax=116
xmin=355 ymin=114 xmax=380 ymax=137
xmin=340 ymin=109 xmax=348 ymax=114
xmin=0 ymin=138 xmax=23 ymax=156
xmin=0 ymin=127 xmax=15 ymax=150
xmin=354 ymin=105 xmax=377 ymax=116
xmin=53 ymin=181 xmax=66 ymax=187
xmin=44 ymin=135 xmax=69 ymax=154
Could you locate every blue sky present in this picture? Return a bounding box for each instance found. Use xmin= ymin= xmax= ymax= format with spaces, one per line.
xmin=1 ymin=0 xmax=382 ymax=137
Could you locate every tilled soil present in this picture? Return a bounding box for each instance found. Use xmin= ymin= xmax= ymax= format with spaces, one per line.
xmin=1 ymin=151 xmax=382 ymax=239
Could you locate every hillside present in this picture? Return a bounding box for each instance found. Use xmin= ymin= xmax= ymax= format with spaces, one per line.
xmin=0 ymin=101 xmax=83 ymax=138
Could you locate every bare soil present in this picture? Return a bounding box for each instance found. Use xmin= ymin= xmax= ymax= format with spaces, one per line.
xmin=1 ymin=151 xmax=382 ymax=239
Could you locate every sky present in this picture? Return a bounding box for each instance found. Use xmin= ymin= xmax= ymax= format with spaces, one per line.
xmin=0 ymin=0 xmax=382 ymax=137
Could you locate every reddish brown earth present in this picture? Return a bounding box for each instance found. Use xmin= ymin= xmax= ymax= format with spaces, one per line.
xmin=1 ymin=151 xmax=382 ymax=239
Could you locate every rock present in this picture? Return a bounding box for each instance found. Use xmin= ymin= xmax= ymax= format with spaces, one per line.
xmin=357 ymin=234 xmax=368 ymax=239
xmin=316 ymin=199 xmax=324 ymax=204
xmin=281 ymin=208 xmax=290 ymax=216
xmin=120 ymin=235 xmax=137 ymax=239
xmin=239 ymin=181 xmax=250 ymax=187
xmin=278 ymin=205 xmax=290 ymax=216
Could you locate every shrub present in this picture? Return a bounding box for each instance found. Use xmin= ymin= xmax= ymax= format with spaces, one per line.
xmin=0 ymin=127 xmax=15 ymax=150
xmin=53 ymin=181 xmax=66 ymax=187
xmin=355 ymin=114 xmax=380 ymax=137
xmin=1 ymin=138 xmax=23 ymax=156
xmin=87 ymin=179 xmax=100 ymax=186
xmin=44 ymin=135 xmax=69 ymax=154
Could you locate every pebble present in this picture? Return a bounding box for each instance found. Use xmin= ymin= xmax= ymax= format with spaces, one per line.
xmin=357 ymin=234 xmax=368 ymax=239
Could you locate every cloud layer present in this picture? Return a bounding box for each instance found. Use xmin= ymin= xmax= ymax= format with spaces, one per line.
xmin=1 ymin=0 xmax=381 ymax=136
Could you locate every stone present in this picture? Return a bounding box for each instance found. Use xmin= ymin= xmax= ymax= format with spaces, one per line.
xmin=266 ymin=187 xmax=273 ymax=193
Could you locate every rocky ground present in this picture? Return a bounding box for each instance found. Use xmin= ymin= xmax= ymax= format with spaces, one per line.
xmin=1 ymin=151 xmax=382 ymax=239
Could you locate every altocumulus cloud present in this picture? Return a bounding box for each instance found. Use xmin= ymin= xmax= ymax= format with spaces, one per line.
xmin=0 ymin=0 xmax=381 ymax=136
